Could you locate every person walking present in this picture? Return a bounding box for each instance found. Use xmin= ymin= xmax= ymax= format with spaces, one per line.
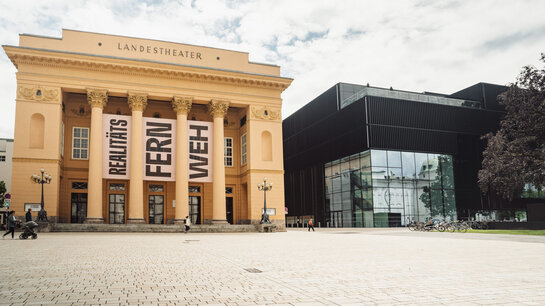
xmin=184 ymin=216 xmax=191 ymax=234
xmin=25 ymin=208 xmax=33 ymax=222
xmin=2 ymin=211 xmax=16 ymax=239
xmin=308 ymin=218 xmax=315 ymax=232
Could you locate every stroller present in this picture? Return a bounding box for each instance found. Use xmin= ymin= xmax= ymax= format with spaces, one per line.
xmin=19 ymin=221 xmax=38 ymax=239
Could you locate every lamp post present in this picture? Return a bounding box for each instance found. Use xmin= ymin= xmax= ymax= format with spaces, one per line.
xmin=30 ymin=168 xmax=52 ymax=222
xmin=257 ymin=177 xmax=273 ymax=224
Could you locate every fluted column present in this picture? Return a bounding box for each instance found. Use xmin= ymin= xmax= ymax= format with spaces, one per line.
xmin=209 ymin=100 xmax=229 ymax=224
xmin=85 ymin=88 xmax=108 ymax=223
xmin=127 ymin=93 xmax=148 ymax=224
xmin=172 ymin=96 xmax=192 ymax=224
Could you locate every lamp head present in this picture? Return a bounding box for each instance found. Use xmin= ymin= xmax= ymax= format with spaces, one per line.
xmin=40 ymin=168 xmax=45 ymax=173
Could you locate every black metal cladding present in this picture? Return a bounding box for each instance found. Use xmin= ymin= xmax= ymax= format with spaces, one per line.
xmin=282 ymin=82 xmax=528 ymax=223
xmin=283 ymin=93 xmax=367 ymax=171
xmin=367 ymin=96 xmax=503 ymax=136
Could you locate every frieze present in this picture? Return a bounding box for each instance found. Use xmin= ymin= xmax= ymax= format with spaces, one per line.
xmin=250 ymin=106 xmax=281 ymax=121
xmin=6 ymin=53 xmax=292 ymax=91
xmin=17 ymin=85 xmax=59 ymax=102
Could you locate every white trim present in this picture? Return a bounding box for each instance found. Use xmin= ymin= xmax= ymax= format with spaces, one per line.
xmin=224 ymin=137 xmax=233 ymax=167
xmin=241 ymin=133 xmax=247 ymax=165
xmin=72 ymin=127 xmax=89 ymax=160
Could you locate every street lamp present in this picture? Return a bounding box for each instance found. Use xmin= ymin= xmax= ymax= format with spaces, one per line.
xmin=30 ymin=168 xmax=52 ymax=222
xmin=257 ymin=177 xmax=273 ymax=224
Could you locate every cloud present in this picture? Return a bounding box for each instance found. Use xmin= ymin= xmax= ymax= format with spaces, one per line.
xmin=0 ymin=0 xmax=544 ymax=138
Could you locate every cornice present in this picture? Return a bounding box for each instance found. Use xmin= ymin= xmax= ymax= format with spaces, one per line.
xmin=4 ymin=46 xmax=293 ymax=92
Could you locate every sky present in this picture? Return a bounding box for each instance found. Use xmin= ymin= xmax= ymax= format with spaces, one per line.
xmin=0 ymin=0 xmax=544 ymax=138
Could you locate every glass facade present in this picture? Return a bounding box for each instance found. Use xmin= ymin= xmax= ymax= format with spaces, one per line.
xmin=324 ymin=149 xmax=456 ymax=227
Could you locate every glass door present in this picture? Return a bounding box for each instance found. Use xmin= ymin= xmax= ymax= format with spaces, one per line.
xmin=189 ymin=196 xmax=201 ymax=224
xmin=226 ymin=197 xmax=233 ymax=224
xmin=71 ymin=193 xmax=87 ymax=223
xmin=109 ymin=194 xmax=125 ymax=224
xmin=149 ymin=195 xmax=164 ymax=224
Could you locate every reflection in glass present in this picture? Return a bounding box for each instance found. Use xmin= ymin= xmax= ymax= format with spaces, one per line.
xmin=401 ymin=152 xmax=416 ymax=180
xmin=324 ymin=149 xmax=455 ymax=227
xmin=387 ymin=151 xmax=402 ymax=168
xmin=371 ymin=149 xmax=387 ymax=167
xmin=350 ymin=154 xmax=360 ymax=170
xmin=360 ymin=152 xmax=371 ymax=169
xmin=415 ymin=153 xmax=430 ymax=180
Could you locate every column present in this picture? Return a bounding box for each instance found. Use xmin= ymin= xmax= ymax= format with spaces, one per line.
xmin=209 ymin=100 xmax=229 ymax=224
xmin=127 ymin=93 xmax=148 ymax=224
xmin=85 ymin=88 xmax=108 ymax=223
xmin=172 ymin=96 xmax=192 ymax=224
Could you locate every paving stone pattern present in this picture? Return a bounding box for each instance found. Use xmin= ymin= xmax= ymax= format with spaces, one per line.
xmin=1 ymin=229 xmax=545 ymax=305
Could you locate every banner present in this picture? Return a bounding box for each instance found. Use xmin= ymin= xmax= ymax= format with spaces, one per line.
xmin=102 ymin=116 xmax=213 ymax=182
xmin=188 ymin=120 xmax=213 ymax=182
xmin=103 ymin=114 xmax=131 ymax=180
xmin=143 ymin=117 xmax=176 ymax=181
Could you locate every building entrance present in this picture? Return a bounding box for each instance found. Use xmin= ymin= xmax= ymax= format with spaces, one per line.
xmin=109 ymin=194 xmax=125 ymax=224
xmin=149 ymin=195 xmax=164 ymax=224
xmin=226 ymin=197 xmax=233 ymax=224
xmin=189 ymin=196 xmax=201 ymax=224
xmin=70 ymin=193 xmax=87 ymax=223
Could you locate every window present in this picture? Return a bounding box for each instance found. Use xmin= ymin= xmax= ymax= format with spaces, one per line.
xmin=225 ymin=187 xmax=233 ymax=194
xmin=241 ymin=134 xmax=247 ymax=165
xmin=72 ymin=127 xmax=89 ymax=160
xmin=224 ymin=137 xmax=233 ymax=166
xmin=71 ymin=182 xmax=88 ymax=190
xmin=109 ymin=183 xmax=125 ymax=191
xmin=189 ymin=186 xmax=201 ymax=193
xmin=0 ymin=156 xmax=5 ymax=162
xmin=149 ymin=184 xmax=164 ymax=192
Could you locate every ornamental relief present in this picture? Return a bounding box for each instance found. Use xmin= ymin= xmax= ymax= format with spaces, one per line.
xmin=128 ymin=93 xmax=148 ymax=112
xmin=250 ymin=106 xmax=281 ymax=121
xmin=17 ymin=85 xmax=59 ymax=102
xmin=172 ymin=96 xmax=193 ymax=115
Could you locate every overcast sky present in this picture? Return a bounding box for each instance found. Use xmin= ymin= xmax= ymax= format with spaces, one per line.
xmin=0 ymin=0 xmax=544 ymax=138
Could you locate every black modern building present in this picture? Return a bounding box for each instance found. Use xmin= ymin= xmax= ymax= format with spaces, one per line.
xmin=283 ymin=82 xmax=536 ymax=228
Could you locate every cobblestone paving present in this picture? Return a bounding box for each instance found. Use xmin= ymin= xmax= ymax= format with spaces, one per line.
xmin=1 ymin=229 xmax=545 ymax=305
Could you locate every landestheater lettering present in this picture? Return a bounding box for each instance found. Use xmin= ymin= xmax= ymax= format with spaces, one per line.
xmin=117 ymin=42 xmax=203 ymax=59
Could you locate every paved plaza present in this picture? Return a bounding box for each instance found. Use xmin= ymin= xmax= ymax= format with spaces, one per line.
xmin=1 ymin=228 xmax=545 ymax=305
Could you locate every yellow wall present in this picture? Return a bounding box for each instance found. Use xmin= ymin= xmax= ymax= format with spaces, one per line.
xmin=4 ymin=29 xmax=291 ymax=226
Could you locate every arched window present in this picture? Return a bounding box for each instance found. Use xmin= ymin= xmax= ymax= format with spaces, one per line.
xmin=261 ymin=130 xmax=272 ymax=161
xmin=29 ymin=113 xmax=45 ymax=148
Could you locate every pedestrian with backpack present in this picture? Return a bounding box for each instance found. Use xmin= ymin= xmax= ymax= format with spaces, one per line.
xmin=308 ymin=218 xmax=315 ymax=231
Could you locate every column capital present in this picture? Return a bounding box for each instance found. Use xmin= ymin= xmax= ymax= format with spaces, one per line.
xmin=172 ymin=96 xmax=193 ymax=115
xmin=208 ymin=100 xmax=229 ymax=118
xmin=128 ymin=92 xmax=148 ymax=112
xmin=86 ymin=88 xmax=108 ymax=109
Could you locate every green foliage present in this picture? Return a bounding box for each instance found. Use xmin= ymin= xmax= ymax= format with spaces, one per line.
xmin=479 ymin=53 xmax=545 ymax=200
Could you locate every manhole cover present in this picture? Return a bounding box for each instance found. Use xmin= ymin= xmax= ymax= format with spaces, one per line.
xmin=244 ymin=268 xmax=262 ymax=273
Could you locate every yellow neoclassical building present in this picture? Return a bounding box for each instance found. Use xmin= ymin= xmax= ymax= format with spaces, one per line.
xmin=3 ymin=29 xmax=292 ymax=226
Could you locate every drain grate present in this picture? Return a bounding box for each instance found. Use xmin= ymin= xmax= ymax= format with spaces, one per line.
xmin=244 ymin=268 xmax=262 ymax=273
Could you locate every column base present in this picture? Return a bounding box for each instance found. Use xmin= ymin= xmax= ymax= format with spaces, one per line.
xmin=173 ymin=219 xmax=186 ymax=225
xmin=127 ymin=218 xmax=146 ymax=224
xmin=209 ymin=219 xmax=229 ymax=225
xmin=84 ymin=218 xmax=105 ymax=224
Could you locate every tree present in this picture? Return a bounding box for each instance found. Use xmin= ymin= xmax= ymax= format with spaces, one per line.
xmin=478 ymin=53 xmax=545 ymax=200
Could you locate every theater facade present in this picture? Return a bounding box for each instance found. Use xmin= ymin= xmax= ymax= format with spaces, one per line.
xmin=3 ymin=29 xmax=292 ymax=225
